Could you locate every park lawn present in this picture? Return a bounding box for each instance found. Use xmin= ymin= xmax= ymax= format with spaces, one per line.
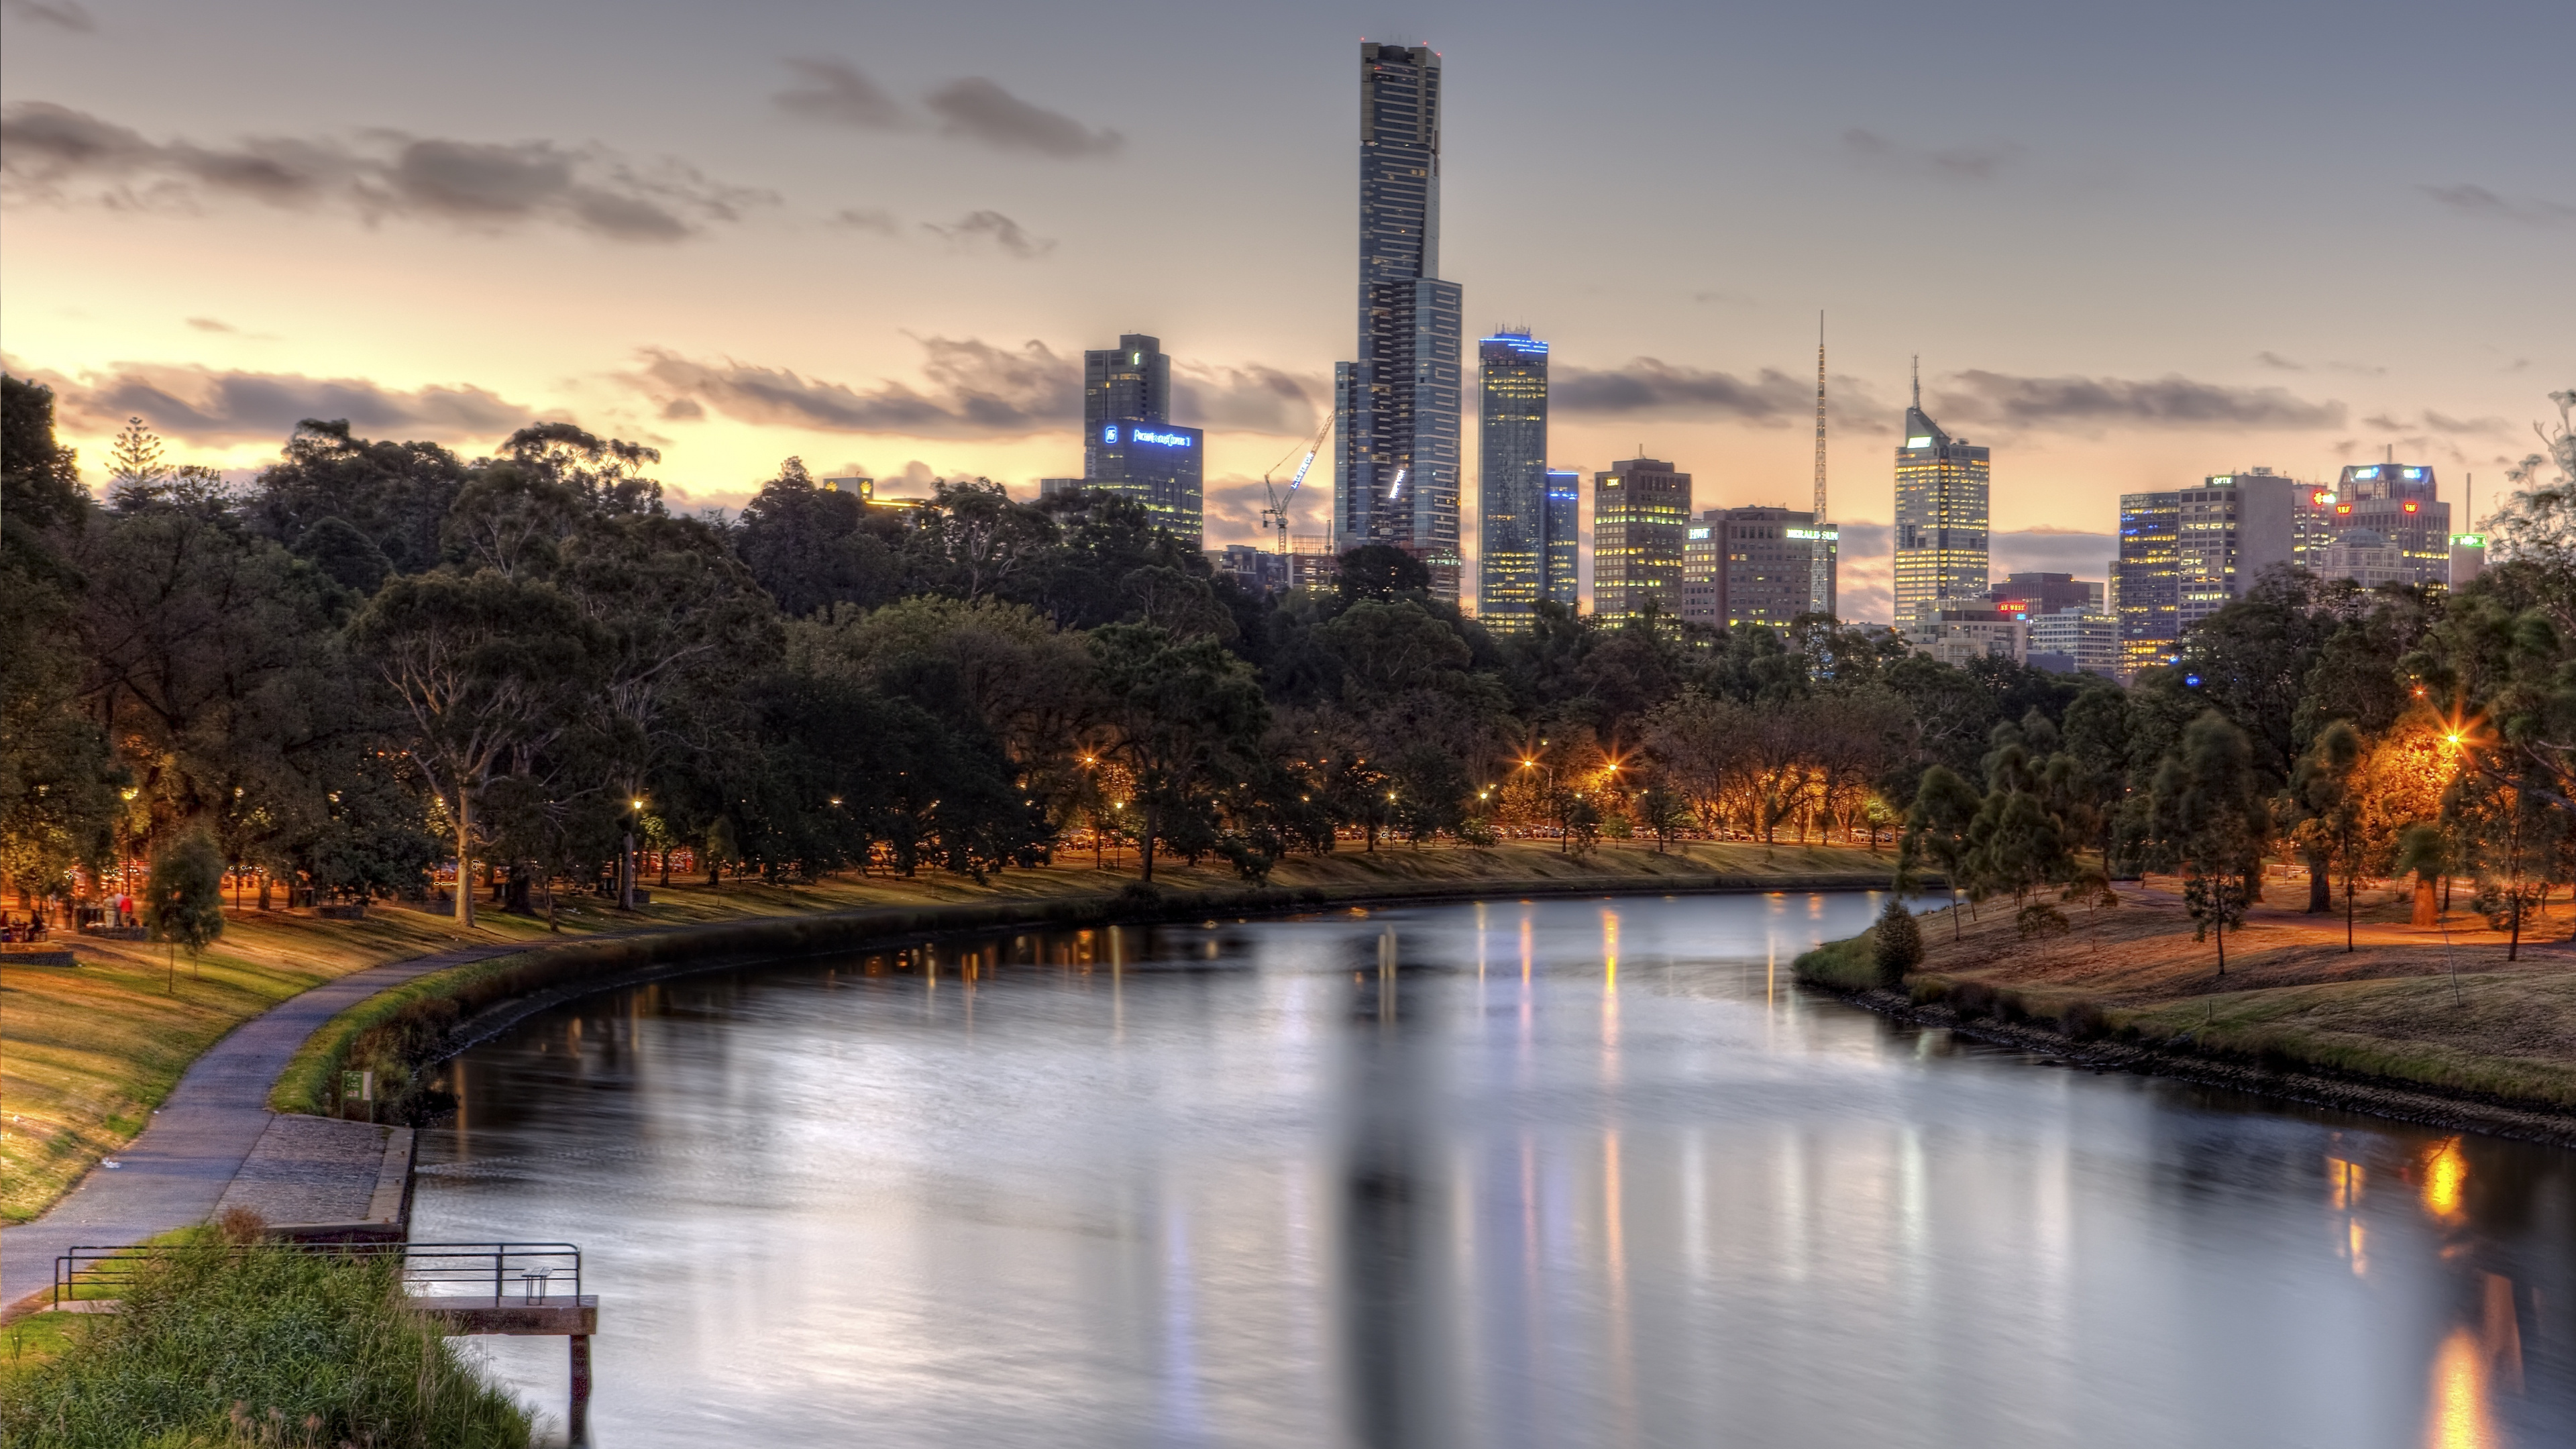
xmin=1808 ymin=873 xmax=2576 ymax=1110
xmin=4 ymin=839 xmax=1890 ymax=1224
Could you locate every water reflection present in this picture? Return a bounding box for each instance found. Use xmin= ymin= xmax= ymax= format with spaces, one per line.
xmin=415 ymin=894 xmax=2576 ymax=1448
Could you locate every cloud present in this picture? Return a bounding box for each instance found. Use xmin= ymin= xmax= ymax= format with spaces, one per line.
xmin=924 ymin=77 xmax=1121 ymax=158
xmin=1994 ymin=527 xmax=2116 ymax=579
xmin=1841 ymin=127 xmax=2020 ymax=183
xmin=773 ymin=58 xmax=907 ymax=131
xmin=2254 ymin=351 xmax=2303 ymax=371
xmin=922 ymin=209 xmax=1052 ymax=258
xmin=829 ymin=206 xmax=898 ymax=234
xmin=2418 ymin=182 xmax=2576 ymax=227
xmin=633 ymin=336 xmax=1080 ymax=439
xmin=21 ymin=358 xmax=535 ymax=445
xmin=2362 ymin=409 xmax=2509 ymax=438
xmin=1173 ymin=363 xmax=1322 ymax=435
xmin=2 ymin=0 xmax=92 ymax=32
xmin=185 ymin=316 xmax=235 ymax=333
xmin=1555 ymin=360 xmax=1813 ymax=421
xmin=1931 ymin=370 xmax=2345 ymax=431
xmin=0 ymin=101 xmax=769 ymax=241
xmin=1829 ymin=520 xmax=1894 ymax=625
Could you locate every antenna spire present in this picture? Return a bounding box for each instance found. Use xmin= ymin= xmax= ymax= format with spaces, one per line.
xmin=1811 ymin=312 xmax=1830 ymax=616
xmin=1911 ymin=355 xmax=1921 ymax=410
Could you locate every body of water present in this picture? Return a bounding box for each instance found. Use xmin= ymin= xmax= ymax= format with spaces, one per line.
xmin=413 ymin=892 xmax=2574 ymax=1447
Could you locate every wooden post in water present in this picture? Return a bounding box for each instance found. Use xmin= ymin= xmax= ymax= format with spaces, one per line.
xmin=570 ymin=1334 xmax=592 ymax=1442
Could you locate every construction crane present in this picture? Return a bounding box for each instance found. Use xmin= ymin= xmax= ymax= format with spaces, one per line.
xmin=1260 ymin=413 xmax=1333 ymax=554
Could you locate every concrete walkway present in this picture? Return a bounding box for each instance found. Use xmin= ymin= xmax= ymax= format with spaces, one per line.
xmin=0 ymin=936 xmax=538 ymax=1314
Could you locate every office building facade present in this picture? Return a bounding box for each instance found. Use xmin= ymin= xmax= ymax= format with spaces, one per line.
xmin=1335 ymin=43 xmax=1464 ymax=601
xmin=2323 ymin=461 xmax=2450 ymax=588
xmin=1682 ymin=506 xmax=1838 ymax=632
xmin=1476 ymin=331 xmax=1550 ymax=631
xmin=1078 ymin=333 xmax=1203 ymax=542
xmin=2028 ymin=609 xmax=2118 ymax=677
xmin=1592 ymin=458 xmax=1691 ymax=620
xmin=1892 ymin=387 xmax=1990 ymax=622
xmin=2176 ymin=468 xmax=2308 ymax=631
xmin=1542 ymin=470 xmax=1580 ymax=611
xmin=2113 ymin=490 xmax=2182 ymax=679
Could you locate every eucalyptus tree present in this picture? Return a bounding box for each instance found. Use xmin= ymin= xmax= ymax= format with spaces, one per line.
xmin=1087 ymin=625 xmax=1269 ymax=881
xmin=2149 ymin=712 xmax=2266 ymax=975
xmin=351 ymin=570 xmax=594 ymax=926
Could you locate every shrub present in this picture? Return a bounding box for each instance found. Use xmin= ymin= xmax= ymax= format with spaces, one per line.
xmin=1908 ymin=977 xmax=1951 ymax=1007
xmin=2058 ymin=1000 xmax=2109 ymax=1041
xmin=1871 ymin=896 xmax=1925 ymax=987
xmin=1948 ymin=979 xmax=1999 ymax=1020
xmin=0 ymin=1230 xmax=532 ymax=1448
xmin=2015 ymin=903 xmax=2072 ymax=939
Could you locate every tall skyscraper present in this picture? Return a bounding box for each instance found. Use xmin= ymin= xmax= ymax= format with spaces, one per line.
xmin=1892 ymin=366 xmax=1990 ymax=624
xmin=1682 ymin=506 xmax=1838 ymax=632
xmin=1592 ymin=458 xmax=1690 ymax=620
xmin=1477 ymin=330 xmax=1549 ymax=631
xmin=1081 ymin=333 xmax=1203 ymax=542
xmin=1335 ymin=42 xmax=1464 ymax=601
xmin=2114 ymin=489 xmax=2182 ymax=679
xmin=1542 ymin=470 xmax=1580 ymax=610
xmin=2324 ymin=460 xmax=2451 ymax=587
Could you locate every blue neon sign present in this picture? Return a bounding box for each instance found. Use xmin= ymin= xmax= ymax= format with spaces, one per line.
xmin=1130 ymin=429 xmax=1193 ymax=447
xmin=1102 ymin=425 xmax=1118 ymax=443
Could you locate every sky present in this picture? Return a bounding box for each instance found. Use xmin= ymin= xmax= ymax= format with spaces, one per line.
xmin=3 ymin=0 xmax=2569 ymax=623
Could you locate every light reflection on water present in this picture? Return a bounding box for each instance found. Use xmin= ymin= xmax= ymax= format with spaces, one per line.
xmin=414 ymin=894 xmax=2575 ymax=1448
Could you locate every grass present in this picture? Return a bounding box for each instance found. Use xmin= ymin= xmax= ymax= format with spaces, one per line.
xmin=0 ymin=1226 xmax=533 ymax=1448
xmin=10 ymin=839 xmax=1896 ymax=1222
xmin=1799 ymin=874 xmax=2576 ymax=1111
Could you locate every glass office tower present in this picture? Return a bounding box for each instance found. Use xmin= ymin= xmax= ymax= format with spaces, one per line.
xmin=2114 ymin=490 xmax=2181 ymax=680
xmin=1476 ymin=331 xmax=1548 ymax=630
xmin=1079 ymin=333 xmax=1201 ymax=543
xmin=1892 ymin=386 xmax=1990 ymax=624
xmin=1334 ymin=42 xmax=1464 ymax=602
xmin=1592 ymin=458 xmax=1691 ymax=620
xmin=1543 ymin=470 xmax=1580 ymax=610
xmin=2327 ymin=461 xmax=2451 ymax=587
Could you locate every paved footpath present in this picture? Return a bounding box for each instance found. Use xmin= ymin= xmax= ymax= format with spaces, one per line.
xmin=1 ymin=935 xmax=561 ymax=1315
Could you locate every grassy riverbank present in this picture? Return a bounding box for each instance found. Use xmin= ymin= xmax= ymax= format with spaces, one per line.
xmin=6 ymin=839 xmax=1886 ymax=1222
xmin=1796 ymin=877 xmax=2576 ymax=1113
xmin=0 ymin=1226 xmax=532 ymax=1447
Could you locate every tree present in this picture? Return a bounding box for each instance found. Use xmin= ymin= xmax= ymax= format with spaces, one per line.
xmin=2150 ymin=712 xmax=2265 ymax=975
xmin=1337 ymin=544 xmax=1432 ymax=604
xmin=2288 ymin=720 xmax=2367 ymax=946
xmin=1904 ymin=765 xmax=1982 ymax=938
xmin=245 ymin=420 xmax=470 ymax=575
xmin=1088 ymin=625 xmax=1269 ymax=881
xmin=1872 ymin=894 xmax=1923 ymax=987
xmin=2 ymin=376 xmax=117 ymax=908
xmin=146 ymin=828 xmax=225 ymax=990
xmin=351 ymin=572 xmax=591 ymax=927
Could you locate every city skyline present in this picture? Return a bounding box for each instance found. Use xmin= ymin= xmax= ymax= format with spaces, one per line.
xmin=2 ymin=2 xmax=2567 ymax=625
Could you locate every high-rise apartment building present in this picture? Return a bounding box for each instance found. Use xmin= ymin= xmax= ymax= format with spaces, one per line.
xmin=1079 ymin=333 xmax=1203 ymax=542
xmin=1892 ymin=376 xmax=1990 ymax=623
xmin=1592 ymin=458 xmax=1690 ymax=620
xmin=1335 ymin=42 xmax=1464 ymax=601
xmin=2113 ymin=490 xmax=2182 ymax=679
xmin=1542 ymin=470 xmax=1580 ymax=611
xmin=1682 ymin=506 xmax=1837 ymax=632
xmin=2323 ymin=461 xmax=2450 ymax=588
xmin=1476 ymin=331 xmax=1549 ymax=631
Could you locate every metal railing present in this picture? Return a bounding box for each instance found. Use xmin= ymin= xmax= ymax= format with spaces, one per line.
xmin=52 ymin=1241 xmax=583 ymax=1309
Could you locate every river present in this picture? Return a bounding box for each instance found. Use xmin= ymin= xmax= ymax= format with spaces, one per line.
xmin=412 ymin=891 xmax=2574 ymax=1448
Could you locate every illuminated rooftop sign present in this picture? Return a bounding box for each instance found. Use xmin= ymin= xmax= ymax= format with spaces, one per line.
xmin=1906 ymin=435 xmax=1933 ymax=448
xmin=1130 ymin=429 xmax=1193 ymax=447
xmin=2451 ymin=534 xmax=2485 ymax=547
xmin=1783 ymin=528 xmax=1838 ymax=541
xmin=2355 ymin=466 xmax=2381 ymax=480
xmin=1102 ymin=425 xmax=1118 ymax=443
